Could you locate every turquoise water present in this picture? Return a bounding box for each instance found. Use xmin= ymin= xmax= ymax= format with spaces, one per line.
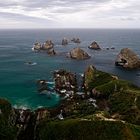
xmin=0 ymin=29 xmax=140 ymax=109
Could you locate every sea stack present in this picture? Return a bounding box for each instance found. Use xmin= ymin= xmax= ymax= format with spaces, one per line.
xmin=88 ymin=41 xmax=101 ymax=50
xmin=33 ymin=41 xmax=42 ymax=51
xmin=71 ymin=38 xmax=81 ymax=44
xmin=115 ymin=48 xmax=140 ymax=69
xmin=69 ymin=47 xmax=90 ymax=60
xmin=62 ymin=38 xmax=68 ymax=45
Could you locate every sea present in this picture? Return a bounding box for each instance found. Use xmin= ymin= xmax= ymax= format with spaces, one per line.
xmin=0 ymin=29 xmax=140 ymax=109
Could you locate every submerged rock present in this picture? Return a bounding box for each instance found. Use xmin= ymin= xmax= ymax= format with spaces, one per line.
xmin=88 ymin=41 xmax=101 ymax=50
xmin=69 ymin=47 xmax=90 ymax=60
xmin=115 ymin=48 xmax=140 ymax=69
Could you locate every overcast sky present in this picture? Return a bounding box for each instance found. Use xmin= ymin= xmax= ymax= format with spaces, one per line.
xmin=0 ymin=0 xmax=140 ymax=28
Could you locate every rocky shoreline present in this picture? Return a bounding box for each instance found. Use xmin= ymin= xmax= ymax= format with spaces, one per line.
xmin=1 ymin=65 xmax=140 ymax=139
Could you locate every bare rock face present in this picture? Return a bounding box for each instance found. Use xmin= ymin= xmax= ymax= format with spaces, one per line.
xmin=54 ymin=70 xmax=77 ymax=94
xmin=88 ymin=41 xmax=101 ymax=50
xmin=115 ymin=48 xmax=140 ymax=69
xmin=69 ymin=47 xmax=90 ymax=60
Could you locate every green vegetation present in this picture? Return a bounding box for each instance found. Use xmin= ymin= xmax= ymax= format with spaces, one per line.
xmin=37 ymin=117 xmax=140 ymax=140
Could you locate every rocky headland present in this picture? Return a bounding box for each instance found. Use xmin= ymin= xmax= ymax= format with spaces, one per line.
xmin=1 ymin=65 xmax=140 ymax=140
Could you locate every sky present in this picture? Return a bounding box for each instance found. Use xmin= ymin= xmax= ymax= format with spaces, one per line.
xmin=0 ymin=0 xmax=140 ymax=29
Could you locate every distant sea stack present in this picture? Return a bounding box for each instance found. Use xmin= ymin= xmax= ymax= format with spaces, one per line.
xmin=88 ymin=41 xmax=101 ymax=50
xmin=69 ymin=47 xmax=90 ymax=60
xmin=71 ymin=38 xmax=81 ymax=44
xmin=115 ymin=48 xmax=140 ymax=69
xmin=62 ymin=38 xmax=68 ymax=46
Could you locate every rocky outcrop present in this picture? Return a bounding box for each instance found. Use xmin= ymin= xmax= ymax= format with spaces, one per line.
xmin=115 ymin=48 xmax=140 ymax=69
xmin=42 ymin=40 xmax=54 ymax=50
xmin=53 ymin=70 xmax=77 ymax=95
xmin=32 ymin=42 xmax=42 ymax=51
xmin=32 ymin=40 xmax=56 ymax=55
xmin=69 ymin=47 xmax=90 ymax=60
xmin=71 ymin=38 xmax=81 ymax=43
xmin=62 ymin=38 xmax=68 ymax=45
xmin=84 ymin=65 xmax=96 ymax=90
xmin=88 ymin=41 xmax=101 ymax=50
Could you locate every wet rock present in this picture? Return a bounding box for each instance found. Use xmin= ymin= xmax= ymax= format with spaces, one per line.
xmin=69 ymin=47 xmax=90 ymax=60
xmin=54 ymin=70 xmax=77 ymax=95
xmin=88 ymin=41 xmax=101 ymax=50
xmin=115 ymin=48 xmax=140 ymax=69
xmin=62 ymin=38 xmax=68 ymax=45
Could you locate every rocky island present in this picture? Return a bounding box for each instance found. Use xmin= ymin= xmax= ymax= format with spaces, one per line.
xmin=32 ymin=40 xmax=56 ymax=55
xmin=115 ymin=48 xmax=140 ymax=69
xmin=88 ymin=41 xmax=101 ymax=50
xmin=0 ymin=65 xmax=140 ymax=140
xmin=69 ymin=47 xmax=90 ymax=60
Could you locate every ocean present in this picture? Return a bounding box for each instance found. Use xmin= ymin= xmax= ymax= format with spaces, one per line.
xmin=0 ymin=29 xmax=140 ymax=109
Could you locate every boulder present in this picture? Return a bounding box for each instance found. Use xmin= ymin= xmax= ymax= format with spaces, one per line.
xmin=69 ymin=47 xmax=90 ymax=60
xmin=115 ymin=48 xmax=140 ymax=69
xmin=88 ymin=41 xmax=101 ymax=50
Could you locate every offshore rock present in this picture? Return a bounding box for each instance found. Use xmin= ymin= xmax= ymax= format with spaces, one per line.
xmin=115 ymin=48 xmax=140 ymax=69
xmin=33 ymin=40 xmax=56 ymax=55
xmin=53 ymin=70 xmax=77 ymax=95
xmin=88 ymin=41 xmax=101 ymax=50
xmin=42 ymin=40 xmax=54 ymax=50
xmin=69 ymin=47 xmax=90 ymax=60
xmin=62 ymin=38 xmax=68 ymax=45
xmin=32 ymin=41 xmax=42 ymax=51
xmin=71 ymin=38 xmax=81 ymax=43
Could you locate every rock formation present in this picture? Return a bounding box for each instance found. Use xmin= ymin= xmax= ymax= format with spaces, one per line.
xmin=62 ymin=38 xmax=68 ymax=45
xmin=115 ymin=48 xmax=140 ymax=69
xmin=69 ymin=47 xmax=90 ymax=60
xmin=88 ymin=41 xmax=101 ymax=50
xmin=32 ymin=40 xmax=56 ymax=55
xmin=71 ymin=38 xmax=81 ymax=44
xmin=33 ymin=42 xmax=42 ymax=51
xmin=53 ymin=70 xmax=77 ymax=95
xmin=42 ymin=40 xmax=54 ymax=50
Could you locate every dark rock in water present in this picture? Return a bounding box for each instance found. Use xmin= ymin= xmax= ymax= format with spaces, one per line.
xmin=71 ymin=38 xmax=81 ymax=43
xmin=53 ymin=70 xmax=77 ymax=95
xmin=88 ymin=41 xmax=101 ymax=50
xmin=115 ymin=48 xmax=140 ymax=69
xmin=111 ymin=47 xmax=115 ymax=50
xmin=62 ymin=38 xmax=68 ymax=45
xmin=37 ymin=80 xmax=54 ymax=94
xmin=69 ymin=47 xmax=90 ymax=60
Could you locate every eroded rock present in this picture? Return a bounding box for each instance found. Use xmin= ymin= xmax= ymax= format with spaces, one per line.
xmin=69 ymin=47 xmax=90 ymax=60
xmin=115 ymin=48 xmax=140 ymax=69
xmin=88 ymin=41 xmax=101 ymax=50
